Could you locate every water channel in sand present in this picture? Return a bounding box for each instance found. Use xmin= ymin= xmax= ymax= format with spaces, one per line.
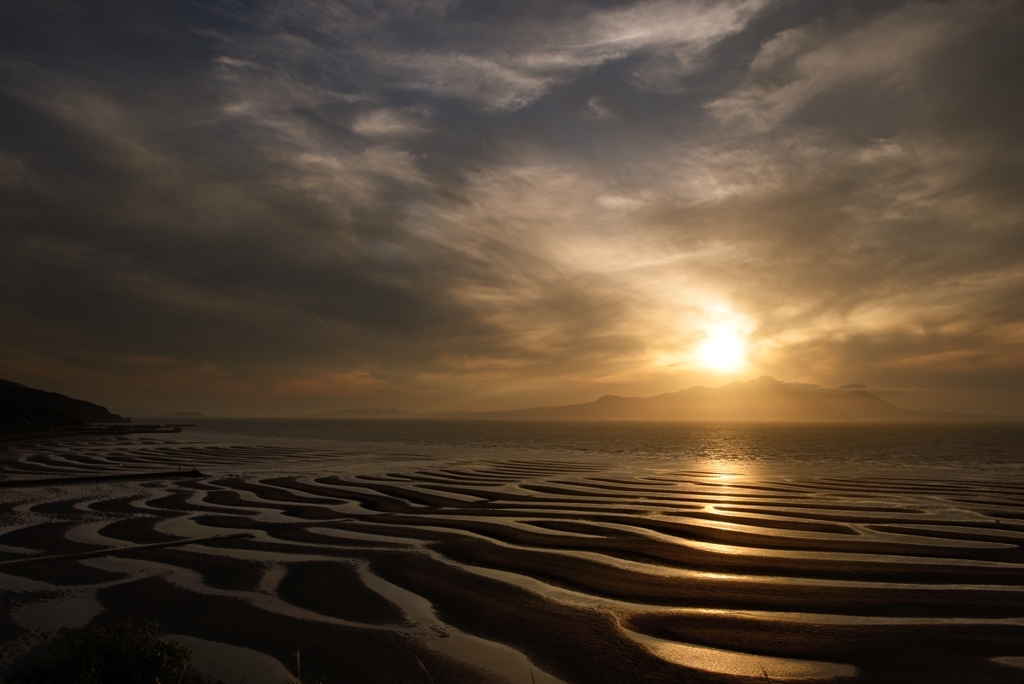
xmin=3 ymin=420 xmax=1024 ymax=682
xmin=162 ymin=635 xmax=292 ymax=684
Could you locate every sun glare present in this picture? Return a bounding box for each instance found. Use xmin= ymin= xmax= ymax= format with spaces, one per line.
xmin=696 ymin=327 xmax=746 ymax=373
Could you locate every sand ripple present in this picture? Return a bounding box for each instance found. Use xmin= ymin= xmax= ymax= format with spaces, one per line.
xmin=3 ymin=435 xmax=1024 ymax=682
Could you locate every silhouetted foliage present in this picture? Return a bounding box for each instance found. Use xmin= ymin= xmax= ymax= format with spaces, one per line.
xmin=11 ymin=620 xmax=222 ymax=684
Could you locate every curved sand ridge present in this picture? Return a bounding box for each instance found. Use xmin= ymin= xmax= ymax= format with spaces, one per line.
xmin=2 ymin=435 xmax=1024 ymax=682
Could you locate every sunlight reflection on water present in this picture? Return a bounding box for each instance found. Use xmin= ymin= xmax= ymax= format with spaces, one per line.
xmin=178 ymin=419 xmax=1024 ymax=480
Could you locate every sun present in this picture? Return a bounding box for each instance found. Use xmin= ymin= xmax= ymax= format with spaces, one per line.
xmin=695 ymin=327 xmax=746 ymax=373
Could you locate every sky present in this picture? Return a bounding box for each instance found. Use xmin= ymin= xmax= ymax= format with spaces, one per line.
xmin=1 ymin=0 xmax=1022 ymax=417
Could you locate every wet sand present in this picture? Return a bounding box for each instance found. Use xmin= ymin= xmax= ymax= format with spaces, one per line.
xmin=2 ymin=435 xmax=1024 ymax=682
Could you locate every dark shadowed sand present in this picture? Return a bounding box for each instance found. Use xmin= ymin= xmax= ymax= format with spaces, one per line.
xmin=3 ymin=433 xmax=1024 ymax=683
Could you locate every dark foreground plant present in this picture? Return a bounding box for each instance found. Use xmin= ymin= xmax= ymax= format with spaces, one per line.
xmin=11 ymin=620 xmax=222 ymax=684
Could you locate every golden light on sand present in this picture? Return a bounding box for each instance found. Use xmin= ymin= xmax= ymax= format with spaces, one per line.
xmin=696 ymin=326 xmax=746 ymax=373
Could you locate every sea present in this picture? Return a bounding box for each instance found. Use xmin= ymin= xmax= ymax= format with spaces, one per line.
xmin=179 ymin=418 xmax=1024 ymax=478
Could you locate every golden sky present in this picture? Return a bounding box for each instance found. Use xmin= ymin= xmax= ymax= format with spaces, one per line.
xmin=1 ymin=0 xmax=1022 ymax=416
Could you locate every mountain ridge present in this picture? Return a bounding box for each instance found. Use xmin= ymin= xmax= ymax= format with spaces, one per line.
xmin=308 ymin=377 xmax=1014 ymax=422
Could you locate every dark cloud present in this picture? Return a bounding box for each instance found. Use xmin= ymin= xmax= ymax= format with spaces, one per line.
xmin=0 ymin=0 xmax=1022 ymax=415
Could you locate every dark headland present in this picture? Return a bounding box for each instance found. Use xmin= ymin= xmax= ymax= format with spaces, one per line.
xmin=0 ymin=379 xmax=127 ymax=435
xmin=0 ymin=380 xmax=192 ymax=440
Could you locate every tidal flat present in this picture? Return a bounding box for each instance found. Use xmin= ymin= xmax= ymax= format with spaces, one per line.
xmin=2 ymin=421 xmax=1024 ymax=683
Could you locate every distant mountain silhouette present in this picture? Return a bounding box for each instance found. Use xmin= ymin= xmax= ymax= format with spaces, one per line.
xmin=444 ymin=377 xmax=930 ymax=421
xmin=478 ymin=376 xmax=1018 ymax=421
xmin=317 ymin=377 xmax=1010 ymax=422
xmin=0 ymin=379 xmax=126 ymax=434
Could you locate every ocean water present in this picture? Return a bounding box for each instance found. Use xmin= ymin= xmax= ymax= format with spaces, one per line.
xmin=182 ymin=418 xmax=1024 ymax=477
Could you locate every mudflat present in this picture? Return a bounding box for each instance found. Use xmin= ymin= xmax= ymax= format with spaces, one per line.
xmin=2 ymin=433 xmax=1024 ymax=683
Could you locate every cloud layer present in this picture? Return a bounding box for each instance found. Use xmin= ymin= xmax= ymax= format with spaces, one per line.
xmin=1 ymin=0 xmax=1022 ymax=415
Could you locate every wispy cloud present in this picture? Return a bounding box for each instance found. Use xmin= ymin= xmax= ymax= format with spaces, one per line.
xmin=225 ymin=0 xmax=771 ymax=112
xmin=1 ymin=0 xmax=1022 ymax=415
xmin=708 ymin=1 xmax=1005 ymax=130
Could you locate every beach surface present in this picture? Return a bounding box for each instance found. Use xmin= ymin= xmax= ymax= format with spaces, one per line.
xmin=2 ymin=424 xmax=1024 ymax=683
